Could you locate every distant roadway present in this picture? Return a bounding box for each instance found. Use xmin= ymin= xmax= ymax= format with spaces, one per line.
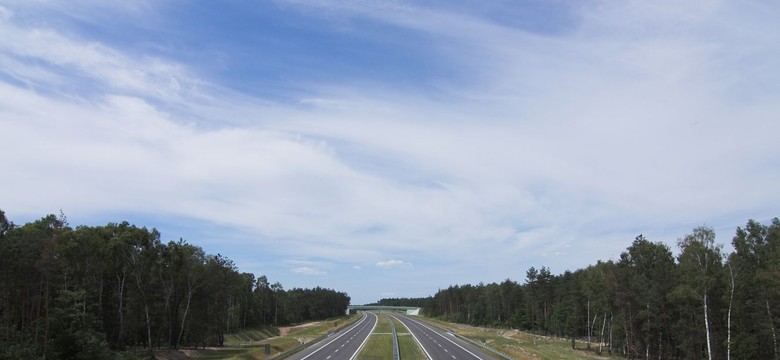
xmin=286 ymin=312 xmax=378 ymax=360
xmin=391 ymin=314 xmax=497 ymax=360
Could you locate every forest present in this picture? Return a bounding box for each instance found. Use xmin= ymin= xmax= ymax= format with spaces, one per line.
xmin=0 ymin=210 xmax=350 ymax=359
xmin=377 ymin=218 xmax=780 ymax=360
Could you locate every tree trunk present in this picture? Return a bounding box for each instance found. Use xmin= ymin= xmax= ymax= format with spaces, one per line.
xmin=43 ymin=278 xmax=50 ymax=359
xmin=116 ymin=272 xmax=126 ymax=350
xmin=646 ymin=302 xmax=650 ymax=360
xmin=609 ymin=314 xmax=613 ymax=354
xmin=177 ymin=290 xmax=194 ymax=349
xmin=727 ymin=265 xmax=735 ymax=360
xmin=145 ymin=303 xmax=154 ymax=358
xmin=587 ymin=298 xmax=591 ymax=350
xmin=767 ymin=300 xmax=778 ymax=360
xmin=703 ymin=293 xmax=713 ymax=360
xmin=599 ymin=312 xmax=607 ymax=354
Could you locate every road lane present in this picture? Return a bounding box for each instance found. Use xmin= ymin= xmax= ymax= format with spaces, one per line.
xmin=286 ymin=312 xmax=378 ymax=360
xmin=392 ymin=314 xmax=496 ymax=360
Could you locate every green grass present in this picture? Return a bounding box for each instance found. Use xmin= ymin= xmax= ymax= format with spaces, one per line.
xmin=422 ymin=317 xmax=613 ymax=360
xmin=287 ymin=316 xmax=356 ymax=337
xmin=197 ymin=347 xmax=260 ymax=359
xmin=224 ymin=328 xmax=280 ymax=345
xmin=373 ymin=315 xmax=392 ymax=334
xmin=389 ymin=317 xmax=407 ymax=334
xmin=356 ymin=334 xmax=393 ymax=360
xmin=397 ymin=334 xmax=425 ymax=360
xmin=148 ymin=315 xmax=361 ymax=360
xmin=356 ymin=314 xmax=391 ymax=360
xmin=391 ymin=316 xmax=425 ymax=360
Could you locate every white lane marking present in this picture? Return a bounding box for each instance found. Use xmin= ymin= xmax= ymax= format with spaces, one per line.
xmin=404 ymin=316 xmax=485 ymax=360
xmin=388 ymin=314 xmax=433 ymax=360
xmin=348 ymin=312 xmax=378 ymax=360
xmin=298 ymin=313 xmax=369 ymax=360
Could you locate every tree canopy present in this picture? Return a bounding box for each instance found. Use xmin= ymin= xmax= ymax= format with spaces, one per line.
xmin=385 ymin=218 xmax=780 ymax=359
xmin=0 ymin=210 xmax=350 ymax=359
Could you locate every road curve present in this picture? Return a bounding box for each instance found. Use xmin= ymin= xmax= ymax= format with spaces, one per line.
xmin=286 ymin=312 xmax=378 ymax=360
xmin=392 ymin=314 xmax=496 ymax=360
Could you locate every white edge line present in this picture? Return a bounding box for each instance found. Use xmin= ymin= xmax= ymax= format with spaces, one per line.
xmin=405 ymin=316 xmax=485 ymax=360
xmin=299 ymin=313 xmax=369 ymax=360
xmin=349 ymin=312 xmax=378 ymax=360
xmin=389 ymin=314 xmax=433 ymax=360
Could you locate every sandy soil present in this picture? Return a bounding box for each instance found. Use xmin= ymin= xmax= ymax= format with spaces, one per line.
xmin=278 ymin=321 xmax=322 ymax=336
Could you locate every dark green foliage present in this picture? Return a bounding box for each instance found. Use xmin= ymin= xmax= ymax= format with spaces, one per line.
xmin=424 ymin=219 xmax=780 ymax=360
xmin=0 ymin=210 xmax=350 ymax=359
xmin=369 ymin=296 xmax=434 ymax=309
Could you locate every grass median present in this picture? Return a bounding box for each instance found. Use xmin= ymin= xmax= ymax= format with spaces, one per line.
xmin=422 ymin=317 xmax=612 ymax=360
xmin=356 ymin=313 xmax=392 ymax=360
xmin=389 ymin=316 xmax=425 ymax=360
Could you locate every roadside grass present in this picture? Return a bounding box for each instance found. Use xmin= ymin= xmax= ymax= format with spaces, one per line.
xmin=397 ymin=335 xmax=425 ymax=360
xmin=197 ymin=347 xmax=259 ymax=359
xmin=223 ymin=315 xmax=361 ymax=360
xmin=288 ymin=317 xmax=354 ymax=338
xmin=356 ymin=315 xmax=391 ymax=360
xmin=148 ymin=314 xmax=613 ymax=360
xmin=389 ymin=316 xmax=425 ymax=360
xmin=224 ymin=328 xmax=280 ymax=345
xmin=423 ymin=318 xmax=612 ymax=360
xmin=147 ymin=314 xmax=360 ymax=360
xmin=372 ymin=313 xmax=392 ymax=334
xmin=224 ymin=336 xmax=302 ymax=360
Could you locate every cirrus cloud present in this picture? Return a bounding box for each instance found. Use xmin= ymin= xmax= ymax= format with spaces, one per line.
xmin=376 ymin=260 xmax=413 ymax=270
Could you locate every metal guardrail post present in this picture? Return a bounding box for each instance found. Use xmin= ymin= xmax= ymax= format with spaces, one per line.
xmin=387 ymin=315 xmax=400 ymax=360
xmin=448 ymin=331 xmax=514 ymax=360
xmin=269 ymin=314 xmax=365 ymax=360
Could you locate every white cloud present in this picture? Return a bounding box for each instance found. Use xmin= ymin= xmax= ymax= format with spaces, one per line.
xmin=0 ymin=5 xmax=12 ymax=21
xmin=375 ymin=260 xmax=413 ymax=270
xmin=291 ymin=267 xmax=327 ymax=276
xmin=1 ymin=1 xmax=779 ymax=304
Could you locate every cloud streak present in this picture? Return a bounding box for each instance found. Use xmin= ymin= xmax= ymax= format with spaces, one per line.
xmin=375 ymin=260 xmax=413 ymax=270
xmin=1 ymin=1 xmax=779 ymax=304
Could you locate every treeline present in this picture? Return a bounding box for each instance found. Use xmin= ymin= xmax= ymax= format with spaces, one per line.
xmin=367 ymin=297 xmax=433 ymax=308
xmin=410 ymin=219 xmax=778 ymax=359
xmin=0 ymin=210 xmax=350 ymax=359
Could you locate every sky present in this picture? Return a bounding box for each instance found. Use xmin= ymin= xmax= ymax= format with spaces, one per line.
xmin=1 ymin=0 xmax=779 ymax=305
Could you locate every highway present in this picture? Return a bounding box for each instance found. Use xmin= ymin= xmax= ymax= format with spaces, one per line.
xmin=392 ymin=314 xmax=496 ymax=360
xmin=286 ymin=312 xmax=378 ymax=360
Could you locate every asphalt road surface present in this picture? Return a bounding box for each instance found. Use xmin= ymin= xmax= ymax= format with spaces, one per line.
xmin=286 ymin=312 xmax=378 ymax=360
xmin=392 ymin=314 xmax=496 ymax=360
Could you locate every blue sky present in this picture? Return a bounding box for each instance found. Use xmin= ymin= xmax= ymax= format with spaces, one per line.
xmin=1 ymin=0 xmax=779 ymax=305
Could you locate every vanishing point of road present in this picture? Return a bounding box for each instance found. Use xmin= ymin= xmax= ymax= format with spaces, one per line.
xmin=392 ymin=314 xmax=496 ymax=360
xmin=287 ymin=311 xmax=497 ymax=360
xmin=286 ymin=312 xmax=378 ymax=360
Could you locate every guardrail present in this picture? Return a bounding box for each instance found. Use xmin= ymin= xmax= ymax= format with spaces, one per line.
xmin=268 ymin=314 xmax=364 ymax=360
xmin=446 ymin=330 xmax=514 ymax=360
xmin=268 ymin=333 xmax=327 ymax=360
xmin=386 ymin=315 xmax=400 ymax=360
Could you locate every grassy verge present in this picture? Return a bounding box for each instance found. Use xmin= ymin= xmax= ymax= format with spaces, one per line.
xmin=421 ymin=317 xmax=612 ymax=360
xmin=147 ymin=315 xmax=361 ymax=360
xmin=224 ymin=328 xmax=280 ymax=345
xmin=397 ymin=335 xmax=425 ymax=360
xmin=356 ymin=314 xmax=391 ymax=360
xmin=389 ymin=316 xmax=425 ymax=360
